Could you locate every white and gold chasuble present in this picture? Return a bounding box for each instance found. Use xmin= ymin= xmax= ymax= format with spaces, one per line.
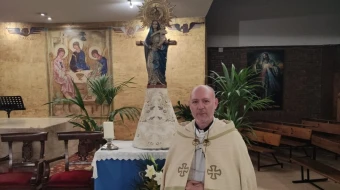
xmin=161 ymin=119 xmax=257 ymax=190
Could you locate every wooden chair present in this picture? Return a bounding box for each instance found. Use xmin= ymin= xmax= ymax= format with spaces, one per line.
xmin=42 ymin=131 xmax=103 ymax=190
xmin=0 ymin=132 xmax=48 ymax=190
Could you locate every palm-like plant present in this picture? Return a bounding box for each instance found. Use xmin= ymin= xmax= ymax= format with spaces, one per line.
xmin=48 ymin=76 xmax=140 ymax=131
xmin=87 ymin=75 xmax=140 ymax=123
xmin=47 ymin=80 xmax=100 ymax=131
xmin=210 ymin=62 xmax=273 ymax=143
xmin=173 ymin=101 xmax=193 ymax=121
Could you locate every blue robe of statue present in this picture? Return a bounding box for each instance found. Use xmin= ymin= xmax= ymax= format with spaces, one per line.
xmin=144 ymin=23 xmax=169 ymax=85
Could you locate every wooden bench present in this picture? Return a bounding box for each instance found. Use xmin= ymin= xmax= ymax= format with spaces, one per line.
xmin=254 ymin=121 xmax=312 ymax=159
xmin=257 ymin=121 xmax=312 ymax=140
xmin=291 ymin=157 xmax=340 ymax=190
xmin=311 ymin=133 xmax=340 ymax=160
xmin=302 ymin=118 xmax=340 ymax=135
xmin=302 ymin=118 xmax=340 ymax=160
xmin=244 ymin=129 xmax=283 ymax=171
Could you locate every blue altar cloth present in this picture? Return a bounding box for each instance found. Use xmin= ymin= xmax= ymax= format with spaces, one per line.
xmin=94 ymin=159 xmax=165 ymax=190
xmin=92 ymin=141 xmax=167 ymax=190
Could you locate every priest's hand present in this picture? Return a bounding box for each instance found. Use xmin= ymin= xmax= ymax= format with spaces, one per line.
xmin=185 ymin=180 xmax=204 ymax=190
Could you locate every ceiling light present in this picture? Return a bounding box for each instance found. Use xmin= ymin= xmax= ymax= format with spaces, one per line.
xmin=40 ymin=13 xmax=46 ymax=17
xmin=128 ymin=0 xmax=133 ymax=8
xmin=47 ymin=17 xmax=52 ymax=21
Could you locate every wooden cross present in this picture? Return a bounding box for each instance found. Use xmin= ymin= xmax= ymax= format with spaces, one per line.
xmin=135 ymin=39 xmax=177 ymax=46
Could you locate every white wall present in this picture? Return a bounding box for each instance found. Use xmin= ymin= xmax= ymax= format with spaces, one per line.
xmin=207 ymin=0 xmax=340 ymax=47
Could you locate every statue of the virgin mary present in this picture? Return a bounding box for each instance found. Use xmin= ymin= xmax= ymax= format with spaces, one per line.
xmin=143 ymin=20 xmax=168 ymax=86
xmin=133 ymin=1 xmax=178 ymax=150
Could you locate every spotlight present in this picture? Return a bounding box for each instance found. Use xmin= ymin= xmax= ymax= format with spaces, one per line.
xmin=47 ymin=17 xmax=52 ymax=21
xmin=128 ymin=0 xmax=133 ymax=8
xmin=40 ymin=13 xmax=46 ymax=17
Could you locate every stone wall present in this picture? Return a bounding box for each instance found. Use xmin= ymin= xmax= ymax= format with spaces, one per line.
xmin=0 ymin=22 xmax=49 ymax=117
xmin=0 ymin=18 xmax=206 ymax=139
xmin=0 ymin=17 xmax=206 ymax=119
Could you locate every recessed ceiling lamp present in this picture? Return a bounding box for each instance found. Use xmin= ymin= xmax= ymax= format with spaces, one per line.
xmin=40 ymin=13 xmax=46 ymax=17
xmin=128 ymin=0 xmax=133 ymax=8
xmin=47 ymin=17 xmax=52 ymax=21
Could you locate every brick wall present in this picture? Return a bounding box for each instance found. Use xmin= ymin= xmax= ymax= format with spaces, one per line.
xmin=321 ymin=46 xmax=337 ymax=119
xmin=333 ymin=47 xmax=340 ymax=118
xmin=208 ymin=45 xmax=339 ymax=122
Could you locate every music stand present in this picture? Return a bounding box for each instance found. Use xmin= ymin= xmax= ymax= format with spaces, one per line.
xmin=0 ymin=96 xmax=26 ymax=118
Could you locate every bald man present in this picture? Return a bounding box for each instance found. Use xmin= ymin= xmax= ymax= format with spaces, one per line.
xmin=161 ymin=85 xmax=257 ymax=190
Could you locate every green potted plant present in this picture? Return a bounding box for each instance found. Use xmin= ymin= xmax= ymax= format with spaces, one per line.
xmin=210 ymin=63 xmax=273 ymax=144
xmin=173 ymin=101 xmax=193 ymax=122
xmin=87 ymin=75 xmax=140 ymax=125
xmin=48 ymin=75 xmax=140 ymax=132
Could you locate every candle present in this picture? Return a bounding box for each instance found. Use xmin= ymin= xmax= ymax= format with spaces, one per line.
xmin=103 ymin=122 xmax=114 ymax=139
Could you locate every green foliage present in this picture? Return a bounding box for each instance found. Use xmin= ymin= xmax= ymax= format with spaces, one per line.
xmin=87 ymin=75 xmax=134 ymax=107
xmin=173 ymin=101 xmax=193 ymax=121
xmin=210 ymin=63 xmax=273 ymax=142
xmin=47 ymin=80 xmax=100 ymax=131
xmin=88 ymin=75 xmax=140 ymax=122
xmin=47 ymin=75 xmax=140 ymax=131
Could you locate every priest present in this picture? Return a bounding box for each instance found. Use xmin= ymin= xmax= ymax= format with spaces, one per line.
xmin=161 ymin=85 xmax=257 ymax=190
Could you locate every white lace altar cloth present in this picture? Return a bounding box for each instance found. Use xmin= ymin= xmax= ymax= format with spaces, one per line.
xmin=91 ymin=140 xmax=168 ymax=178
xmin=132 ymin=88 xmax=177 ymax=149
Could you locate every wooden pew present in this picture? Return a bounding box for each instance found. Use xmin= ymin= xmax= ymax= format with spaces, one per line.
xmin=311 ymin=133 xmax=340 ymax=159
xmin=301 ymin=118 xmax=340 ymax=135
xmin=255 ymin=121 xmax=312 ymax=140
xmin=254 ymin=121 xmax=312 ymax=159
xmin=302 ymin=118 xmax=340 ymax=159
xmin=283 ymin=118 xmax=340 ymax=189
xmin=291 ymin=157 xmax=340 ymax=189
xmin=244 ymin=129 xmax=283 ymax=171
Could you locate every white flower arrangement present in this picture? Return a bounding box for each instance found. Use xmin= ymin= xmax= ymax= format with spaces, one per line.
xmin=135 ymin=154 xmax=164 ymax=190
xmin=145 ymin=165 xmax=163 ymax=186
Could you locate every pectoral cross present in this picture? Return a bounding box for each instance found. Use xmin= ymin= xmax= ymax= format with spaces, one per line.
xmin=135 ymin=39 xmax=177 ymax=46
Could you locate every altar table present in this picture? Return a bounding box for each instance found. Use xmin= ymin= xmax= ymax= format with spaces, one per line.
xmin=92 ymin=140 xmax=168 ymax=190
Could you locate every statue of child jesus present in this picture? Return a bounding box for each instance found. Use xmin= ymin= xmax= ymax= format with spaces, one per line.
xmin=151 ymin=24 xmax=167 ymax=48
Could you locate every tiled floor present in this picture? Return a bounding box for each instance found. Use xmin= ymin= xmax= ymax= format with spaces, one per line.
xmin=251 ymin=149 xmax=340 ymax=190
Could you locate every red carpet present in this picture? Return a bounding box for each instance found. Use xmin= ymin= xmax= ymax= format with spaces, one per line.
xmin=50 ymin=153 xmax=94 ymax=176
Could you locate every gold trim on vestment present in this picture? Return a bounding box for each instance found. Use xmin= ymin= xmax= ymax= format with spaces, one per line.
xmin=177 ymin=127 xmax=237 ymax=140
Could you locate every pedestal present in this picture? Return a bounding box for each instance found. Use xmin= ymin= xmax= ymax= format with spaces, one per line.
xmin=132 ymin=88 xmax=177 ymax=149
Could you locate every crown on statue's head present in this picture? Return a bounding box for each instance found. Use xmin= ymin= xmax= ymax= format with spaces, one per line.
xmin=137 ymin=0 xmax=176 ymax=28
